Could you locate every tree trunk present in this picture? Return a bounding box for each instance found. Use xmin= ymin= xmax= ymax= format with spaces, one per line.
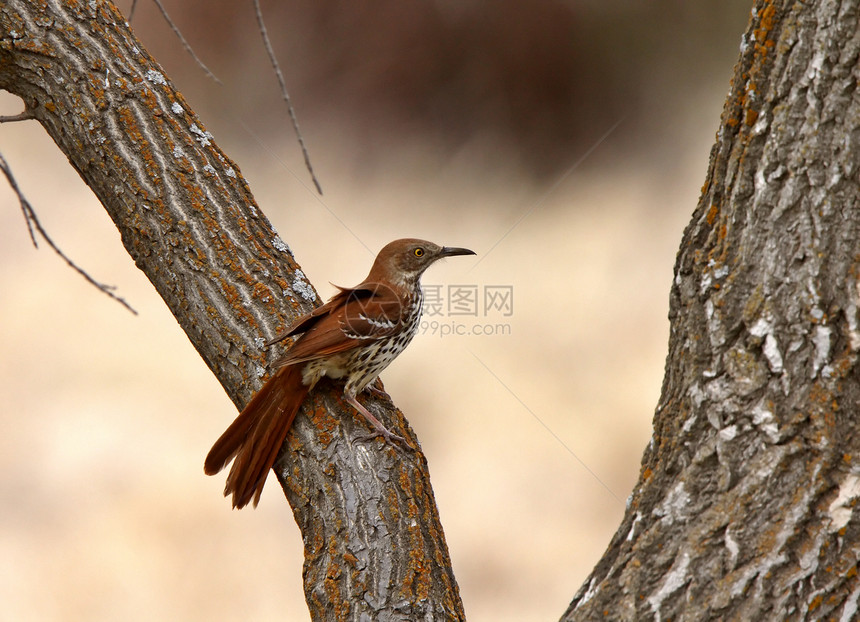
xmin=0 ymin=1 xmax=464 ymax=620
xmin=564 ymin=1 xmax=860 ymax=620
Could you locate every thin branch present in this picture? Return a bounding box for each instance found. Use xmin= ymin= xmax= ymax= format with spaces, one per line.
xmin=4 ymin=152 xmax=38 ymax=248
xmin=128 ymin=0 xmax=138 ymax=23
xmin=0 ymin=110 xmax=34 ymax=123
xmin=253 ymin=0 xmax=323 ymax=195
xmin=0 ymin=153 xmax=138 ymax=315
xmin=149 ymin=0 xmax=221 ymax=84
xmin=238 ymin=120 xmax=370 ymax=254
xmin=1 ymin=149 xmax=39 ymax=248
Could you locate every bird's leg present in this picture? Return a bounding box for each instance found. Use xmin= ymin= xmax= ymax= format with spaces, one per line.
xmin=345 ymin=393 xmax=408 ymax=447
xmin=363 ymin=378 xmax=388 ymax=400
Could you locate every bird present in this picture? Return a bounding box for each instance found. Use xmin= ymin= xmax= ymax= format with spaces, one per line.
xmin=204 ymin=238 xmax=475 ymax=509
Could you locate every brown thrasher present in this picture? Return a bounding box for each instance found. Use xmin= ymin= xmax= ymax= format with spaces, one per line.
xmin=204 ymin=238 xmax=475 ymax=508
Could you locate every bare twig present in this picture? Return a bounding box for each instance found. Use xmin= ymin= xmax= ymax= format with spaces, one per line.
xmin=253 ymin=0 xmax=323 ymax=195
xmin=0 ymin=110 xmax=34 ymax=123
xmin=0 ymin=153 xmax=138 ymax=315
xmin=2 ymin=152 xmax=38 ymax=247
xmin=239 ymin=120 xmax=370 ymax=254
xmin=149 ymin=0 xmax=221 ymax=84
xmin=128 ymin=0 xmax=138 ymax=23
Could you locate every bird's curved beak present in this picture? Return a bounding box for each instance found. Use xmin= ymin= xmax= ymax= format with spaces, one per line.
xmin=439 ymin=246 xmax=476 ymax=258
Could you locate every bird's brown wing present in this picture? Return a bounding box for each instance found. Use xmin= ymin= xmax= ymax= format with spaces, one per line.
xmin=264 ymin=287 xmax=353 ymax=347
xmin=204 ymin=364 xmax=309 ymax=508
xmin=274 ymin=282 xmax=403 ymax=366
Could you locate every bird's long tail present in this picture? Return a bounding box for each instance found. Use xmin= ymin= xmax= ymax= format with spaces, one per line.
xmin=204 ymin=365 xmax=309 ymax=509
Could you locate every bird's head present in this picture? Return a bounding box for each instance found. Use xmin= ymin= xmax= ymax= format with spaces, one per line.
xmin=368 ymin=238 xmax=475 ymax=287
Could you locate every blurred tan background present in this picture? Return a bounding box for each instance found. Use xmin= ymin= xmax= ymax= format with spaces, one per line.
xmin=1 ymin=1 xmax=750 ymax=620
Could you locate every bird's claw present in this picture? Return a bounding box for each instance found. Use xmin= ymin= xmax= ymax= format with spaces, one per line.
xmin=364 ymin=383 xmax=389 ymax=400
xmin=355 ymin=428 xmax=411 ymax=451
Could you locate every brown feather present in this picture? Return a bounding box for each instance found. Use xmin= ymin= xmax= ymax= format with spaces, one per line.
xmin=264 ymin=286 xmax=360 ymax=347
xmin=204 ymin=365 xmax=309 ymax=509
xmin=274 ymin=282 xmax=404 ymax=366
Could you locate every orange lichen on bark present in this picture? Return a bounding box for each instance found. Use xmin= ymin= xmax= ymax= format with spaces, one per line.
xmin=754 ymin=2 xmax=777 ymax=43
xmin=58 ymin=21 xmax=83 ymax=49
xmin=322 ymin=539 xmax=349 ymax=619
xmin=177 ymin=227 xmax=207 ymax=270
xmin=12 ymin=34 xmax=55 ymax=55
xmin=385 ymin=484 xmax=402 ymax=521
xmin=117 ymin=105 xmax=160 ymax=185
xmin=721 ymin=2 xmax=777 ymax=140
xmin=252 ymin=281 xmax=272 ymax=302
xmin=390 ymin=468 xmax=434 ymax=602
xmin=306 ymin=396 xmax=338 ymax=441
xmin=706 ymin=204 xmax=719 ymax=226
xmin=138 ymin=86 xmax=159 ymax=112
xmin=343 ymin=552 xmax=358 ymax=567
xmin=219 ymin=281 xmax=256 ymax=327
xmin=808 ymin=382 xmax=837 ymax=432
xmin=745 ymin=108 xmax=759 ymax=127
xmin=808 ymin=594 xmax=823 ymax=610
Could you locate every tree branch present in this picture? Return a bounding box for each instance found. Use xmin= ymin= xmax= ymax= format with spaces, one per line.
xmin=253 ymin=0 xmax=323 ymax=195
xmin=148 ymin=0 xmax=221 ymax=84
xmin=0 ymin=109 xmax=33 ymax=122
xmin=1 ymin=152 xmax=138 ymax=313
xmin=563 ymin=0 xmax=860 ymax=618
xmin=0 ymin=1 xmax=464 ymax=619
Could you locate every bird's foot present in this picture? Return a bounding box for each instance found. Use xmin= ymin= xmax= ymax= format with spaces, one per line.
xmin=364 ymin=381 xmax=389 ymax=400
xmin=355 ymin=427 xmax=409 ymax=449
xmin=346 ymin=393 xmax=412 ymax=450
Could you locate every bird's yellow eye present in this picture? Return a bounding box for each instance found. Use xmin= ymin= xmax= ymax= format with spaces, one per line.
xmin=414 ymin=247 xmax=425 ymax=257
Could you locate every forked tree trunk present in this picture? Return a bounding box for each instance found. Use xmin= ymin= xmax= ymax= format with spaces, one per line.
xmin=0 ymin=1 xmax=464 ymax=620
xmin=6 ymin=0 xmax=860 ymax=620
xmin=564 ymin=1 xmax=860 ymax=620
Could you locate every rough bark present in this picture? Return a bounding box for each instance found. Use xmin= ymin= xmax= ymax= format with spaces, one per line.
xmin=564 ymin=1 xmax=860 ymax=620
xmin=0 ymin=1 xmax=464 ymax=620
